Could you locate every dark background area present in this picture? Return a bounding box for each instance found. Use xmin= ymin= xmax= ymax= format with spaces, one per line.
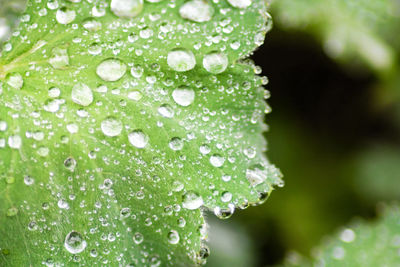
xmin=207 ymin=25 xmax=400 ymax=267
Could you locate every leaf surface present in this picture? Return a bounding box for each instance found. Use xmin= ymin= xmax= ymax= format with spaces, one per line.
xmin=0 ymin=0 xmax=282 ymax=265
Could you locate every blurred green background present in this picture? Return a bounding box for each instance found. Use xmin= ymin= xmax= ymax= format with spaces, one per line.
xmin=1 ymin=0 xmax=400 ymax=266
xmin=207 ymin=0 xmax=400 ymax=266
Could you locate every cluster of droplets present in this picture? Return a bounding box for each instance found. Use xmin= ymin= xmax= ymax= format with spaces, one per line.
xmin=0 ymin=0 xmax=280 ymax=265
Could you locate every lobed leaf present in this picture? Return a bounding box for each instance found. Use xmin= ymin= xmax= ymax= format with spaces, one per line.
xmin=0 ymin=0 xmax=281 ymax=265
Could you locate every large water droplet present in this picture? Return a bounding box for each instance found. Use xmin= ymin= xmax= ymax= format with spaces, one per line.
xmin=110 ymin=0 xmax=143 ymax=18
xmin=172 ymin=87 xmax=195 ymax=106
xmin=96 ymin=58 xmax=127 ymax=82
xmin=64 ymin=231 xmax=87 ymax=254
xmin=167 ymin=48 xmax=196 ymax=72
xmin=128 ymin=130 xmax=148 ymax=148
xmin=56 ymin=7 xmax=76 ymax=24
xmin=182 ymin=191 xmax=203 ymax=210
xmin=101 ymin=117 xmax=123 ymax=137
xmin=179 ymin=0 xmax=214 ymax=22
xmin=203 ymin=52 xmax=228 ymax=74
xmin=71 ymin=83 xmax=93 ymax=106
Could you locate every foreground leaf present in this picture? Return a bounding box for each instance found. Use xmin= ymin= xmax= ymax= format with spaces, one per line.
xmin=0 ymin=0 xmax=282 ymax=265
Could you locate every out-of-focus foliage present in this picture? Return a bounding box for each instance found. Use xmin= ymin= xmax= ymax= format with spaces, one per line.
xmin=0 ymin=0 xmax=26 ymax=44
xmin=354 ymin=145 xmax=400 ymax=202
xmin=284 ymin=205 xmax=400 ymax=267
xmin=271 ymin=0 xmax=400 ymax=73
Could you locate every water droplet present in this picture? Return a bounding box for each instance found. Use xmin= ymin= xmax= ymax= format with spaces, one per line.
xmin=332 ymin=246 xmax=345 ymax=260
xmin=128 ymin=130 xmax=148 ymax=148
xmin=37 ymin=146 xmax=49 ymax=157
xmin=8 ymin=135 xmax=21 ymax=149
xmin=128 ymin=91 xmax=142 ymax=101
xmin=172 ymin=87 xmax=195 ymax=106
xmin=221 ymin=191 xmax=232 ymax=202
xmin=6 ymin=73 xmax=23 ymax=89
xmin=111 ymin=0 xmax=143 ymax=18
xmin=58 ymin=199 xmax=70 ymax=209
xmin=169 ymin=137 xmax=184 ymax=151
xmin=182 ymin=191 xmax=203 ymax=210
xmin=340 ymin=229 xmax=355 ymax=243
xmin=133 ymin=232 xmax=144 ymax=244
xmin=49 ymin=47 xmax=69 ymax=69
xmin=246 ymin=164 xmax=266 ymax=186
xmin=167 ymin=230 xmax=180 ymax=244
xmin=227 ymin=0 xmax=251 ymax=8
xmin=82 ymin=18 xmax=101 ymax=32
xmin=210 ymin=154 xmax=225 ymax=167
xmin=214 ymin=204 xmax=235 ymax=219
xmin=199 ymin=144 xmax=211 ymax=155
xmin=28 ymin=221 xmax=38 ymax=231
xmin=120 ymin=208 xmax=131 ymax=218
xmin=64 ymin=157 xmax=77 ymax=171
xmin=48 ymin=87 xmax=61 ymax=98
xmin=203 ymin=52 xmax=228 ymax=74
xmin=101 ymin=117 xmax=123 ymax=137
xmin=0 ymin=121 xmax=7 ymax=132
xmin=158 ymin=104 xmax=174 ymax=118
xmin=179 ymin=0 xmax=214 ymax=22
xmin=167 ymin=48 xmax=196 ymax=72
xmin=172 ymin=181 xmax=184 ymax=192
xmin=24 ymin=175 xmax=34 ymax=186
xmin=71 ymin=83 xmax=93 ymax=106
xmin=44 ymin=99 xmax=61 ymax=113
xmin=64 ymin=231 xmax=87 ymax=254
xmin=6 ymin=207 xmax=18 ymax=217
xmin=96 ymin=58 xmax=127 ymax=82
xmin=56 ymin=7 xmax=76 ymax=24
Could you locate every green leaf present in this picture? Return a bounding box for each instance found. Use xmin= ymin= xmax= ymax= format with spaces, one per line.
xmin=0 ymin=0 xmax=282 ymax=265
xmin=283 ymin=205 xmax=400 ymax=267
xmin=270 ymin=0 xmax=400 ymax=73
